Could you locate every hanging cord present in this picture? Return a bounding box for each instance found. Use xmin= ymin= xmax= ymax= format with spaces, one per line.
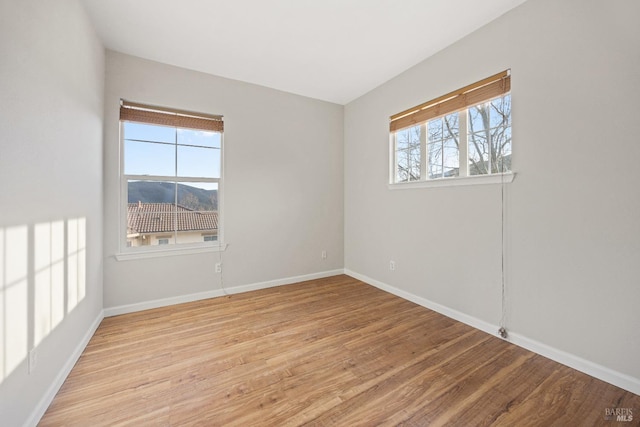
xmin=498 ymin=156 xmax=508 ymax=339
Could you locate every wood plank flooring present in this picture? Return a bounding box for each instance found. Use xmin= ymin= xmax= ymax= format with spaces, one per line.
xmin=39 ymin=275 xmax=640 ymax=426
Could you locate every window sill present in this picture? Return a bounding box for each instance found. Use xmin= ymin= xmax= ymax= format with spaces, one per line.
xmin=388 ymin=172 xmax=515 ymax=190
xmin=115 ymin=243 xmax=228 ymax=261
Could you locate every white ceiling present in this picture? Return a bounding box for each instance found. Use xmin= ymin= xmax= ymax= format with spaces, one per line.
xmin=81 ymin=0 xmax=526 ymax=105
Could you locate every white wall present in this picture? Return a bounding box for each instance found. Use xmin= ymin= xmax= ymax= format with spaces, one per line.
xmin=0 ymin=0 xmax=105 ymax=425
xmin=344 ymin=0 xmax=640 ymax=391
xmin=103 ymin=52 xmax=344 ymax=309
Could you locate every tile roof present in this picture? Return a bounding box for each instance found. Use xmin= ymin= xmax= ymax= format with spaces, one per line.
xmin=127 ymin=203 xmax=218 ymax=234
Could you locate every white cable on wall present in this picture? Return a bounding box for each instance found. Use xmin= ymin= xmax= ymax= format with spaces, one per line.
xmin=498 ymin=156 xmax=508 ymax=339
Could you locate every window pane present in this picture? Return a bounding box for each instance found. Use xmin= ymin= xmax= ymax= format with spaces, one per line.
xmin=396 ymin=150 xmax=409 ymax=182
xmin=176 ymin=231 xmax=217 ymax=245
xmin=124 ymin=140 xmax=175 ymax=176
xmin=469 ymin=104 xmax=488 ymax=133
xmin=409 ymin=145 xmax=420 ymax=181
xmin=469 ymin=132 xmax=489 ymax=175
xmin=427 ymin=112 xmax=458 ymax=179
xmin=491 ymin=127 xmax=508 ymax=156
xmin=176 ymin=217 xmax=217 ymax=242
xmin=178 ymin=129 xmax=221 ymax=148
xmin=395 ymin=125 xmax=420 ymax=150
xmin=490 ymin=95 xmax=511 ymax=128
xmin=396 ymin=129 xmax=410 ymax=150
xmin=428 ymin=140 xmax=442 ymax=179
xmin=443 ymin=137 xmax=459 ymax=177
xmin=443 ymin=113 xmax=459 ymax=138
xmin=177 ymin=182 xmax=218 ymax=211
xmin=494 ymin=127 xmax=512 ymax=173
xmin=492 ymin=94 xmax=512 ymax=173
xmin=408 ymin=125 xmax=421 ymax=148
xmin=398 ymin=148 xmax=418 ymax=181
xmin=176 ymin=190 xmax=218 ymax=243
xmin=409 ymin=147 xmax=421 ymax=181
xmin=468 ymin=94 xmax=511 ymax=175
xmin=128 ymin=180 xmax=175 ymax=204
xmin=428 ymin=118 xmax=442 ymax=140
xmin=126 ymin=210 xmax=176 ymax=247
xmin=503 ymin=127 xmax=512 ymax=158
xmin=395 ymin=125 xmax=421 ymax=182
xmin=177 ymin=146 xmax=220 ymax=178
xmin=125 ymin=181 xmax=219 ymax=248
xmin=123 ymin=122 xmax=175 ymax=144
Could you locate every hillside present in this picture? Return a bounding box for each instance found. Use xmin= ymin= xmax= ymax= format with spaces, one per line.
xmin=128 ymin=181 xmax=218 ymax=210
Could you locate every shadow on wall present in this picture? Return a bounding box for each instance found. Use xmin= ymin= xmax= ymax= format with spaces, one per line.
xmin=0 ymin=218 xmax=87 ymax=384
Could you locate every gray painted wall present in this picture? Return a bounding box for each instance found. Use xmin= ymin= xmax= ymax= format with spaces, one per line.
xmin=0 ymin=0 xmax=105 ymax=425
xmin=103 ymin=52 xmax=344 ymax=308
xmin=344 ymin=0 xmax=640 ymax=383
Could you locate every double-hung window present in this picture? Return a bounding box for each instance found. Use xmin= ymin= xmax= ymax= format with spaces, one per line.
xmin=119 ymin=100 xmax=224 ymax=255
xmin=390 ymin=70 xmax=511 ymax=184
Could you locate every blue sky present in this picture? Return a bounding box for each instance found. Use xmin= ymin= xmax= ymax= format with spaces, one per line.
xmin=123 ymin=122 xmax=221 ymax=185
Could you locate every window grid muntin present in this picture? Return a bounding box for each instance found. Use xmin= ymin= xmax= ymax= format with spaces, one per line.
xmin=427 ymin=113 xmax=460 ymax=179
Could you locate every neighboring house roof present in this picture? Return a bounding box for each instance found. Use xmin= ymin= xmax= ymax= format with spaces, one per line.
xmin=128 ymin=203 xmax=218 ymax=234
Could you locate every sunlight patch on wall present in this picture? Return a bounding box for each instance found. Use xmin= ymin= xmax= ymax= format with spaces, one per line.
xmin=1 ymin=218 xmax=88 ymax=384
xmin=1 ymin=226 xmax=29 ymax=381
xmin=67 ymin=218 xmax=86 ymax=312
xmin=34 ymin=221 xmax=65 ymax=347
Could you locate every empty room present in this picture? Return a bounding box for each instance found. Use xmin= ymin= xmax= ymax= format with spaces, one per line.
xmin=1 ymin=0 xmax=639 ymax=425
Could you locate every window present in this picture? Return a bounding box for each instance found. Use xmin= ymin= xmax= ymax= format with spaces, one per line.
xmin=119 ymin=100 xmax=224 ymax=254
xmin=390 ymin=71 xmax=511 ymax=184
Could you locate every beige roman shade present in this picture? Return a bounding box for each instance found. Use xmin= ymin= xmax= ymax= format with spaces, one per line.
xmin=389 ymin=70 xmax=510 ymax=132
xmin=120 ymin=100 xmax=224 ymax=132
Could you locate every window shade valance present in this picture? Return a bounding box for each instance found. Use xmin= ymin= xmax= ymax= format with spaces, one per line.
xmin=120 ymin=100 xmax=224 ymax=132
xmin=389 ymin=70 xmax=510 ymax=132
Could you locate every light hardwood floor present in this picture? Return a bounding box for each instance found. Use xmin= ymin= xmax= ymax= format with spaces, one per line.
xmin=40 ymin=275 xmax=639 ymax=426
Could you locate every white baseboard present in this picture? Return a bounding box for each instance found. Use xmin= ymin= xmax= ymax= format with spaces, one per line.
xmin=508 ymin=332 xmax=640 ymax=396
xmin=222 ymin=269 xmax=345 ymax=295
xmin=25 ymin=309 xmax=105 ymax=427
xmin=104 ymin=269 xmax=345 ymax=317
xmin=345 ymin=269 xmax=498 ymax=337
xmin=345 ymin=269 xmax=640 ymax=396
xmin=104 ymin=289 xmax=226 ymax=317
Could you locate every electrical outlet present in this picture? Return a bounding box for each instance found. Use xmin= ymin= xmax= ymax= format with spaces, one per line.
xmin=389 ymin=260 xmax=396 ymax=271
xmin=321 ymin=250 xmax=327 ymax=260
xmin=215 ymin=263 xmax=222 ymax=273
xmin=29 ymin=349 xmax=37 ymax=374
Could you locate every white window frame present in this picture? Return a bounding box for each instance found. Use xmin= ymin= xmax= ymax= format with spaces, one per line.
xmin=116 ymin=103 xmax=227 ymax=261
xmin=389 ymin=71 xmax=514 ymax=189
xmin=390 ymin=96 xmax=514 ymax=189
